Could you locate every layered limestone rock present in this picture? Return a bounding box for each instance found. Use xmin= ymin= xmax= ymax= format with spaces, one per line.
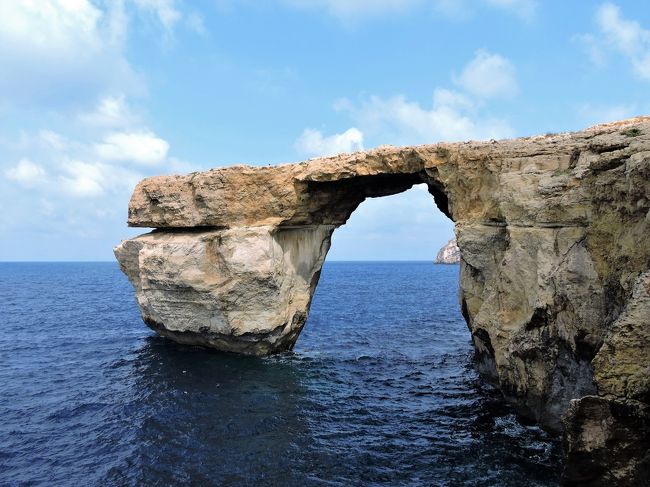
xmin=115 ymin=225 xmax=334 ymax=355
xmin=116 ymin=117 xmax=650 ymax=485
xmin=435 ymin=238 xmax=460 ymax=264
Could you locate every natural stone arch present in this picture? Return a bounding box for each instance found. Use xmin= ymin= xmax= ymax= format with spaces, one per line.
xmin=118 ymin=150 xmax=459 ymax=356
xmin=116 ymin=118 xmax=650 ymax=484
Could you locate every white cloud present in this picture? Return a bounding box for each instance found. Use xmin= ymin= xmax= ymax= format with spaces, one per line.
xmin=58 ymin=159 xmax=144 ymax=198
xmin=39 ymin=130 xmax=69 ymax=151
xmin=4 ymin=136 xmax=156 ymax=199
xmin=0 ymin=1 xmax=203 ymax=258
xmin=296 ymin=128 xmax=364 ymax=157
xmin=5 ymin=159 xmax=47 ymax=187
xmin=0 ymin=0 xmax=104 ymax=53
xmin=456 ymin=49 xmax=518 ymax=99
xmin=597 ymin=3 xmax=645 ymax=54
xmin=59 ymin=160 xmax=106 ymax=197
xmin=321 ymin=51 xmax=516 ymax=146
xmin=3 ymin=128 xmax=168 ymax=200
xmin=133 ymin=0 xmax=182 ymax=34
xmin=595 ymin=2 xmax=650 ymax=80
xmin=580 ymin=3 xmax=650 ymax=81
xmin=95 ymin=131 xmax=170 ymax=165
xmin=0 ymin=0 xmax=202 ymax=107
xmin=432 ymin=88 xmax=474 ymax=110
xmin=337 ymin=92 xmax=512 ymax=145
xmin=0 ymin=0 xmax=143 ymax=106
xmin=78 ymin=94 xmax=138 ymax=128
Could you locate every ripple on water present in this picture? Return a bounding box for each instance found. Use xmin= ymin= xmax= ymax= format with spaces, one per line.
xmin=0 ymin=262 xmax=561 ymax=486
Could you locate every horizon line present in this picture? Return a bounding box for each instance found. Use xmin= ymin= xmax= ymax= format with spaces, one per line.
xmin=0 ymin=259 xmax=455 ymax=264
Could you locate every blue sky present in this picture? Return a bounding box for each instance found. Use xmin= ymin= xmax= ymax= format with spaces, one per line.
xmin=1 ymin=0 xmax=649 ymax=261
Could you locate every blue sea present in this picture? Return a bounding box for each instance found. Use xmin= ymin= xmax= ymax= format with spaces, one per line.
xmin=0 ymin=262 xmax=561 ymax=486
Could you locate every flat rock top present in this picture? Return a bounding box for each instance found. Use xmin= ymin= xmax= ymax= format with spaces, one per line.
xmin=126 ymin=116 xmax=650 ymax=229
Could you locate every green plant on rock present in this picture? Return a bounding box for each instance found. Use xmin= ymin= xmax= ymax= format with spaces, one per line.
xmin=623 ymin=128 xmax=642 ymax=137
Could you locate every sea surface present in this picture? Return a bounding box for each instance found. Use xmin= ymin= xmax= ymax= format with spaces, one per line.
xmin=0 ymin=262 xmax=562 ymax=486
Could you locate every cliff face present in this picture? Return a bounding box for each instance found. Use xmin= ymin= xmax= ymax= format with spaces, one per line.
xmin=115 ymin=117 xmax=650 ymax=485
xmin=435 ymin=238 xmax=460 ymax=264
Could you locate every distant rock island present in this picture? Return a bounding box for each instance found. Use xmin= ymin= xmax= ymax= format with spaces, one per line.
xmin=116 ymin=117 xmax=650 ymax=485
xmin=435 ymin=238 xmax=460 ymax=264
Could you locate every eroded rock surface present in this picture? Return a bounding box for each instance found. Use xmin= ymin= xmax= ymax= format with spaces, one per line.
xmin=115 ymin=117 xmax=650 ymax=485
xmin=435 ymin=238 xmax=461 ymax=264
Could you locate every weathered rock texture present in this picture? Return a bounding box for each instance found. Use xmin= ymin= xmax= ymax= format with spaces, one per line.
xmin=435 ymin=238 xmax=461 ymax=264
xmin=115 ymin=117 xmax=650 ymax=485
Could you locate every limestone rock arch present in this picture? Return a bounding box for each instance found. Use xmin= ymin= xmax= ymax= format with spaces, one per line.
xmin=115 ymin=118 xmax=650 ymax=484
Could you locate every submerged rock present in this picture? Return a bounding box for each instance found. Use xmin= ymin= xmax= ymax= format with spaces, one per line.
xmin=435 ymin=238 xmax=460 ymax=264
xmin=116 ymin=117 xmax=650 ymax=485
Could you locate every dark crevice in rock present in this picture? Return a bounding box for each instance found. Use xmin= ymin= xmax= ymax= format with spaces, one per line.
xmin=151 ymin=225 xmax=230 ymax=233
xmin=562 ymin=396 xmax=650 ymax=486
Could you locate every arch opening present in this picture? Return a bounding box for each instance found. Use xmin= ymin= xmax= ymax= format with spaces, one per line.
xmin=288 ymin=185 xmax=563 ymax=485
xmin=323 ymin=183 xmax=455 ymax=262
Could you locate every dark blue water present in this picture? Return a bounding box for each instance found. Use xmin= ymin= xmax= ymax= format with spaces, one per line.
xmin=0 ymin=262 xmax=561 ymax=486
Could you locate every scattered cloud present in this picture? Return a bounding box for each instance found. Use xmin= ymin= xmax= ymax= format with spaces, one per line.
xmin=95 ymin=131 xmax=170 ymax=166
xmin=39 ymin=130 xmax=70 ymax=151
xmin=133 ymin=0 xmax=182 ymax=33
xmin=5 ymin=159 xmax=47 ymax=187
xmin=59 ymin=159 xmax=143 ymax=198
xmin=3 ymin=123 xmax=178 ymax=208
xmin=0 ymin=0 xmax=205 ymax=108
xmin=2 ymin=129 xmax=170 ymax=198
xmin=0 ymin=0 xmax=142 ymax=107
xmin=296 ymin=128 xmax=364 ymax=157
xmin=455 ymin=49 xmax=518 ymax=99
xmin=580 ymin=2 xmax=650 ymax=81
xmin=300 ymin=50 xmax=517 ymax=151
xmin=59 ymin=160 xmax=107 ymax=198
xmin=0 ymin=2 xmax=201 ymax=259
xmin=335 ymin=91 xmax=513 ymax=145
xmin=78 ymin=94 xmax=139 ymax=128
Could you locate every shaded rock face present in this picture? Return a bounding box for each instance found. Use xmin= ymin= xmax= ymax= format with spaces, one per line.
xmin=435 ymin=238 xmax=460 ymax=264
xmin=115 ymin=117 xmax=650 ymax=484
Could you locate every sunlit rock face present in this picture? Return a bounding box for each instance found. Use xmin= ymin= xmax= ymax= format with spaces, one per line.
xmin=435 ymin=238 xmax=460 ymax=264
xmin=115 ymin=225 xmax=334 ymax=355
xmin=116 ymin=117 xmax=650 ymax=484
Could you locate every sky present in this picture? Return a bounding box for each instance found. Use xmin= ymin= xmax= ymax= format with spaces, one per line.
xmin=1 ymin=0 xmax=649 ymax=261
